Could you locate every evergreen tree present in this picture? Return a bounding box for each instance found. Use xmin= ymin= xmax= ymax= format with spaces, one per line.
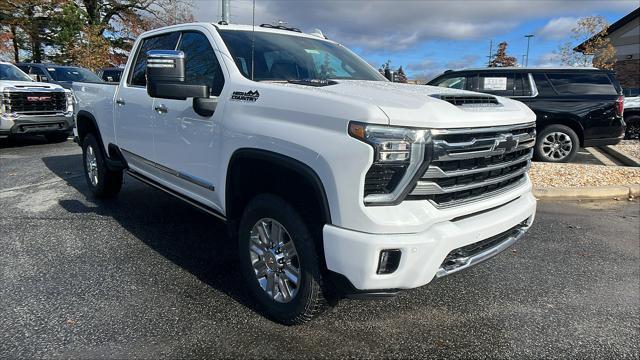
xmin=396 ymin=66 xmax=408 ymax=83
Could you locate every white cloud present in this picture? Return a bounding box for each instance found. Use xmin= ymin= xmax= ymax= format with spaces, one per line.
xmin=535 ymin=52 xmax=562 ymax=67
xmin=193 ymin=0 xmax=638 ymax=52
xmin=446 ymin=55 xmax=482 ymax=70
xmin=538 ymin=17 xmax=578 ymax=40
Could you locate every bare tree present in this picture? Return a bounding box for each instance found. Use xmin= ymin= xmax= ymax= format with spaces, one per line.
xmin=558 ymin=16 xmax=616 ymax=69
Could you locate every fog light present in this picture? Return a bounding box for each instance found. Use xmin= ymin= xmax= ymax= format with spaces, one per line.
xmin=377 ymin=249 xmax=401 ymax=274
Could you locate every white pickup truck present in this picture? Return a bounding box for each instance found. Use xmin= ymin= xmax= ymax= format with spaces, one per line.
xmin=1 ymin=62 xmax=75 ymax=142
xmin=73 ymin=22 xmax=537 ymax=324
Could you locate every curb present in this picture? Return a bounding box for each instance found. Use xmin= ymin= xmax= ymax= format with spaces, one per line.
xmin=533 ymin=185 xmax=638 ymax=200
xmin=600 ymin=146 xmax=640 ymax=167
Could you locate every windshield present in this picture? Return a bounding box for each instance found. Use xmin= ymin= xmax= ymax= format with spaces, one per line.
xmin=0 ymin=64 xmax=33 ymax=82
xmin=219 ymin=30 xmax=385 ymax=82
xmin=48 ymin=67 xmax=104 ymax=83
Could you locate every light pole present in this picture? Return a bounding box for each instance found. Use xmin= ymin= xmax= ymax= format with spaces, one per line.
xmin=221 ymin=0 xmax=230 ymax=23
xmin=525 ymin=34 xmax=534 ymax=67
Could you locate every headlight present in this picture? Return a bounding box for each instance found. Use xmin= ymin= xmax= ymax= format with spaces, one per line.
xmin=349 ymin=121 xmax=431 ymax=205
xmin=65 ymin=90 xmax=75 ymax=113
xmin=0 ymin=93 xmax=16 ymax=119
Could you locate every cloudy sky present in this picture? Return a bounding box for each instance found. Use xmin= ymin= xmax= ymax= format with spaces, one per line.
xmin=193 ymin=0 xmax=638 ymax=80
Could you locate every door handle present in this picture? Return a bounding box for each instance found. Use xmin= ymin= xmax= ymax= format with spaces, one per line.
xmin=154 ymin=104 xmax=168 ymax=114
xmin=115 ymin=98 xmax=125 ymax=106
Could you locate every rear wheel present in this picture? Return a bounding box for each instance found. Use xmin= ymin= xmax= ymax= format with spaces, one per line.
xmin=82 ymin=133 xmax=123 ymax=198
xmin=534 ymin=124 xmax=579 ymax=163
xmin=238 ymin=194 xmax=328 ymax=325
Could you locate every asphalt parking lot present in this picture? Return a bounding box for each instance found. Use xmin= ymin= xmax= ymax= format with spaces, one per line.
xmin=1 ymin=137 xmax=638 ymax=358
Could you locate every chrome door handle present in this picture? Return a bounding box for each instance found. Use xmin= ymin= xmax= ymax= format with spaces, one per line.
xmin=154 ymin=104 xmax=168 ymax=114
xmin=115 ymin=98 xmax=125 ymax=106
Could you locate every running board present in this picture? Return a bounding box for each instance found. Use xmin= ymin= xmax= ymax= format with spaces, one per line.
xmin=126 ymin=170 xmax=227 ymax=222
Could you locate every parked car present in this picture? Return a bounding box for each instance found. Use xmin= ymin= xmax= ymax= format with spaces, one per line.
xmin=16 ymin=63 xmax=104 ymax=89
xmin=0 ymin=62 xmax=75 ymax=142
xmin=622 ymin=88 xmax=639 ymax=139
xmin=73 ymin=23 xmax=537 ymax=324
xmin=428 ymin=68 xmax=626 ymax=162
xmin=96 ymin=67 xmax=124 ymax=83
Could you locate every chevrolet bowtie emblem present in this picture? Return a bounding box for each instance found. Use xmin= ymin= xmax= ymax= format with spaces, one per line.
xmin=492 ymin=134 xmax=519 ymax=153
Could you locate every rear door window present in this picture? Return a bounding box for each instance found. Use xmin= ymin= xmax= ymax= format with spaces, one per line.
xmin=478 ymin=73 xmax=515 ymax=96
xmin=531 ymin=73 xmax=556 ymax=96
xmin=514 ymin=73 xmax=532 ymax=96
xmin=545 ymin=73 xmax=617 ymax=95
xmin=129 ymin=32 xmax=181 ymax=86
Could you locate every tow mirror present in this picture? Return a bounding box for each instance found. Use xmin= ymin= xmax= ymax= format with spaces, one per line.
xmin=146 ymin=50 xmax=209 ymax=100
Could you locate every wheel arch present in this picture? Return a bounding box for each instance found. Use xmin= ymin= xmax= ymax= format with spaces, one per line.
xmin=225 ymin=148 xmax=332 ymax=229
xmin=538 ymin=118 xmax=585 ymax=147
xmin=76 ymin=110 xmax=127 ymax=170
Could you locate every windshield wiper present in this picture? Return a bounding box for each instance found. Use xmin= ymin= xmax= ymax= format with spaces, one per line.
xmin=286 ymin=79 xmax=337 ymax=87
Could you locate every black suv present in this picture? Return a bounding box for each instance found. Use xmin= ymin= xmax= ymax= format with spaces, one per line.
xmin=16 ymin=63 xmax=104 ymax=90
xmin=96 ymin=67 xmax=123 ymax=83
xmin=428 ymin=68 xmax=625 ymax=162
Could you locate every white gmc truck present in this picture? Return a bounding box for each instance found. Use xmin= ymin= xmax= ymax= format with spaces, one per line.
xmin=73 ymin=22 xmax=537 ymax=324
xmin=1 ymin=62 xmax=75 ymax=142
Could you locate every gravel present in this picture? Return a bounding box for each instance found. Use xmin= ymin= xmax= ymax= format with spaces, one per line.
xmin=530 ymin=162 xmax=640 ymax=188
xmin=614 ymin=140 xmax=640 ymax=159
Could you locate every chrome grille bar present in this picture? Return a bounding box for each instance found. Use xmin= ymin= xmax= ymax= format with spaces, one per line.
xmin=412 ymin=163 xmax=530 ymax=195
xmin=423 ymin=150 xmax=533 ymax=178
xmin=409 ymin=122 xmax=536 ymax=207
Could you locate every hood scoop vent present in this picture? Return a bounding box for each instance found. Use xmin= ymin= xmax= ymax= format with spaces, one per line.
xmin=432 ymin=94 xmax=500 ymax=107
xmin=14 ymin=85 xmax=51 ymax=89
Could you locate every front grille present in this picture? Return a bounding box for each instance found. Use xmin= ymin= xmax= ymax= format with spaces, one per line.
xmin=409 ymin=122 xmax=536 ymax=208
xmin=3 ymin=91 xmax=67 ymax=114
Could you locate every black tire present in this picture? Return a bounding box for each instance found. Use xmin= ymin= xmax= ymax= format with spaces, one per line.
xmin=238 ymin=194 xmax=328 ymax=325
xmin=82 ymin=133 xmax=123 ymax=198
xmin=624 ymin=115 xmax=640 ymax=140
xmin=534 ymin=124 xmax=580 ymax=163
xmin=45 ymin=132 xmax=70 ymax=143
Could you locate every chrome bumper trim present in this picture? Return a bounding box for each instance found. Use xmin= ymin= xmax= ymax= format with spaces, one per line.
xmin=435 ymin=220 xmax=531 ymax=278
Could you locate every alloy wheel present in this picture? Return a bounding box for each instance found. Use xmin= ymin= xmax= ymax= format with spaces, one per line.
xmin=541 ymin=132 xmax=573 ymax=160
xmin=249 ymin=218 xmax=301 ymax=303
xmin=85 ymin=145 xmax=99 ymax=186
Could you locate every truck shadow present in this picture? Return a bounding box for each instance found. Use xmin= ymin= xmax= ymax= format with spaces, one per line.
xmin=42 ymin=154 xmax=257 ymax=313
xmin=0 ymin=135 xmax=52 ymax=148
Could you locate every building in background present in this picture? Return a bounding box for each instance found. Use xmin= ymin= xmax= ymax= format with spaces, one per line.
xmin=576 ymin=8 xmax=639 ymax=91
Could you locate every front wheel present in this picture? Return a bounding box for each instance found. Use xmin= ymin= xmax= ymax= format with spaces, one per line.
xmin=534 ymin=124 xmax=580 ymax=163
xmin=82 ymin=133 xmax=123 ymax=198
xmin=238 ymin=194 xmax=328 ymax=325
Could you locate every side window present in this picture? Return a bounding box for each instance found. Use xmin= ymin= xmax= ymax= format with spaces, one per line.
xmin=531 ymin=73 xmax=556 ymax=96
xmin=177 ymin=31 xmax=225 ymax=96
xmin=129 ymin=32 xmax=180 ymax=87
xmin=435 ymin=76 xmax=467 ymax=90
xmin=478 ymin=73 xmax=515 ymax=96
xmin=546 ymin=73 xmax=617 ymax=95
xmin=29 ymin=66 xmax=45 ymax=75
xmin=514 ymin=73 xmax=532 ymax=96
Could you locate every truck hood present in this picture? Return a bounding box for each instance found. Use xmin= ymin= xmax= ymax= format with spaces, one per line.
xmin=285 ymin=80 xmax=535 ymax=128
xmin=0 ymin=80 xmax=67 ymax=92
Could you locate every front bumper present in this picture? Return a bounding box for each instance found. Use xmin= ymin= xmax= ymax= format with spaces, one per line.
xmin=0 ymin=113 xmax=74 ymax=137
xmin=323 ymin=192 xmax=536 ymax=292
